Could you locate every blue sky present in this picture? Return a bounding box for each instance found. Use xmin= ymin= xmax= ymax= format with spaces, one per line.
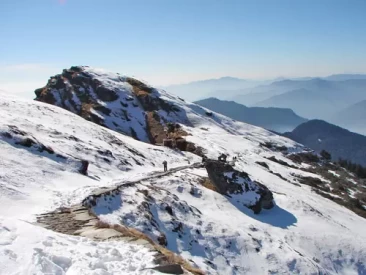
xmin=1 ymin=0 xmax=366 ymax=97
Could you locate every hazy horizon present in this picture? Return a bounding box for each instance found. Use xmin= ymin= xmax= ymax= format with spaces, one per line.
xmin=1 ymin=0 xmax=366 ymax=98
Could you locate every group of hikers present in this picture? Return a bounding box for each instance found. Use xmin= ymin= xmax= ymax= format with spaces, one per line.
xmin=80 ymin=154 xmax=236 ymax=176
xmin=161 ymin=154 xmax=238 ymax=172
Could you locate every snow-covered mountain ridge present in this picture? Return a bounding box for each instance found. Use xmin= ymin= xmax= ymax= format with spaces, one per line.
xmin=34 ymin=66 xmax=193 ymax=145
xmin=1 ymin=67 xmax=366 ymax=274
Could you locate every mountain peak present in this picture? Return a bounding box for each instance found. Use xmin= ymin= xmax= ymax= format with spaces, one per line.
xmin=34 ymin=66 xmax=194 ymax=145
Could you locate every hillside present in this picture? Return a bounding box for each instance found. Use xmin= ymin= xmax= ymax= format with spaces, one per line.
xmin=232 ymin=78 xmax=335 ymax=107
xmin=284 ymin=120 xmax=366 ymax=166
xmin=162 ymin=77 xmax=266 ymax=102
xmin=232 ymin=78 xmax=366 ymax=119
xmin=255 ymin=88 xmax=342 ymax=119
xmin=1 ymin=67 xmax=366 ymax=274
xmin=330 ymin=100 xmax=366 ymax=136
xmin=194 ymin=97 xmax=307 ymax=132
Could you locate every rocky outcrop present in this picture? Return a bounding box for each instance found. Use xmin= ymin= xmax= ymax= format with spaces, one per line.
xmin=1 ymin=125 xmax=59 ymax=156
xmin=34 ymin=66 xmax=118 ymax=128
xmin=33 ymin=66 xmax=209 ymax=160
xmin=34 ymin=66 xmax=192 ymax=147
xmin=204 ymin=160 xmax=274 ymax=213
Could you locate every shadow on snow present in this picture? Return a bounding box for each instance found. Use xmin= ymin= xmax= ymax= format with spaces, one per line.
xmin=228 ymin=196 xmax=298 ymax=229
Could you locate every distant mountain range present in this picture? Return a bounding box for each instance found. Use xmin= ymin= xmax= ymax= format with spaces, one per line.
xmin=194 ymin=97 xmax=307 ymax=133
xmin=324 ymin=74 xmax=366 ymax=81
xmin=232 ymin=78 xmax=366 ymax=120
xmin=163 ymin=74 xmax=366 ymax=106
xmin=284 ymin=120 xmax=366 ymax=166
xmin=162 ymin=77 xmax=254 ymax=102
xmin=163 ymin=77 xmax=272 ymax=102
xmin=164 ymin=74 xmax=366 ymax=135
xmin=330 ymin=100 xmax=366 ymax=136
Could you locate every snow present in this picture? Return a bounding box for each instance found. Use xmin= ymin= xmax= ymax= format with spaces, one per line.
xmin=0 ymin=218 xmax=157 ymax=275
xmin=0 ymin=92 xmax=199 ymax=274
xmin=223 ymin=171 xmax=262 ymax=206
xmin=328 ymin=170 xmax=341 ymax=177
xmin=348 ymin=188 xmax=357 ymax=199
xmin=93 ymin=167 xmax=366 ymax=275
xmin=0 ymin=92 xmax=198 ymax=219
xmin=347 ymin=178 xmax=358 ymax=185
xmin=1 ymin=68 xmax=366 ymax=275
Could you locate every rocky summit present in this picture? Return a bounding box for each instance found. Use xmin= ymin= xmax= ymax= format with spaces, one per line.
xmin=34 ymin=66 xmax=189 ymax=144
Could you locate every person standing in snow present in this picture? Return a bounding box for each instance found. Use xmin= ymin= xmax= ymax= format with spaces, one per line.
xmin=163 ymin=160 xmax=168 ymax=172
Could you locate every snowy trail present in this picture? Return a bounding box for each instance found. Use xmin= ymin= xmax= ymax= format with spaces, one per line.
xmin=1 ymin=163 xmax=207 ymax=275
xmin=115 ymin=162 xmax=203 ymax=187
xmin=34 ymin=162 xmax=207 ymax=275
xmin=84 ymin=162 xmax=204 ymax=199
xmin=52 ymin=162 xmax=202 ymax=213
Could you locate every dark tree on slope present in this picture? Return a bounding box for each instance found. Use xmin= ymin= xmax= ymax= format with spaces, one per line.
xmin=320 ymin=150 xmax=331 ymax=161
xmin=338 ymin=158 xmax=366 ymax=178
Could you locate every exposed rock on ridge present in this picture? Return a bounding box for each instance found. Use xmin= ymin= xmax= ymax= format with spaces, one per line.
xmin=204 ymin=160 xmax=274 ymax=213
xmin=34 ymin=66 xmax=191 ymax=146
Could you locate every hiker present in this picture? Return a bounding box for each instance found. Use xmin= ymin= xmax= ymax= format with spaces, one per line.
xmin=79 ymin=160 xmax=89 ymax=175
xmin=163 ymin=160 xmax=168 ymax=172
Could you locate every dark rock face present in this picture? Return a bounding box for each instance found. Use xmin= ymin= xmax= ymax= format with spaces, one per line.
xmin=1 ymin=125 xmax=66 ymax=160
xmin=95 ymin=86 xmax=119 ymax=102
xmin=175 ymin=138 xmax=191 ymax=151
xmin=204 ymin=160 xmax=274 ymax=213
xmin=255 ymin=182 xmax=275 ymax=210
xmin=150 ymin=264 xmax=184 ymax=275
xmin=204 ymin=160 xmax=248 ymax=194
xmin=157 ymin=233 xmax=168 ymax=246
xmin=163 ymin=139 xmax=174 ymax=148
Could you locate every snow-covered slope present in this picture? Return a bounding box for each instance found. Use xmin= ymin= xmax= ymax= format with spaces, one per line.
xmin=0 ymin=93 xmax=200 ymax=219
xmin=92 ymin=168 xmax=366 ymax=274
xmin=0 ymin=93 xmax=201 ymax=275
xmin=1 ymin=67 xmax=366 ymax=275
xmin=0 ymin=218 xmax=157 ymax=275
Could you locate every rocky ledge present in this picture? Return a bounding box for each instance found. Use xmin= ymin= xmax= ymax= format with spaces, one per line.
xmin=204 ymin=160 xmax=274 ymax=214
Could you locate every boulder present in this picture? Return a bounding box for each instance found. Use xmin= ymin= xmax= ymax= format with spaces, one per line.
xmin=150 ymin=264 xmax=184 ymax=274
xmin=175 ymin=138 xmax=187 ymax=151
xmin=163 ymin=139 xmax=174 ymax=148
xmin=204 ymin=160 xmax=274 ymax=213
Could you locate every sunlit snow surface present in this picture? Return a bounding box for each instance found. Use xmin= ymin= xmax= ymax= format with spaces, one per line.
xmin=1 ymin=74 xmax=366 ymax=275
